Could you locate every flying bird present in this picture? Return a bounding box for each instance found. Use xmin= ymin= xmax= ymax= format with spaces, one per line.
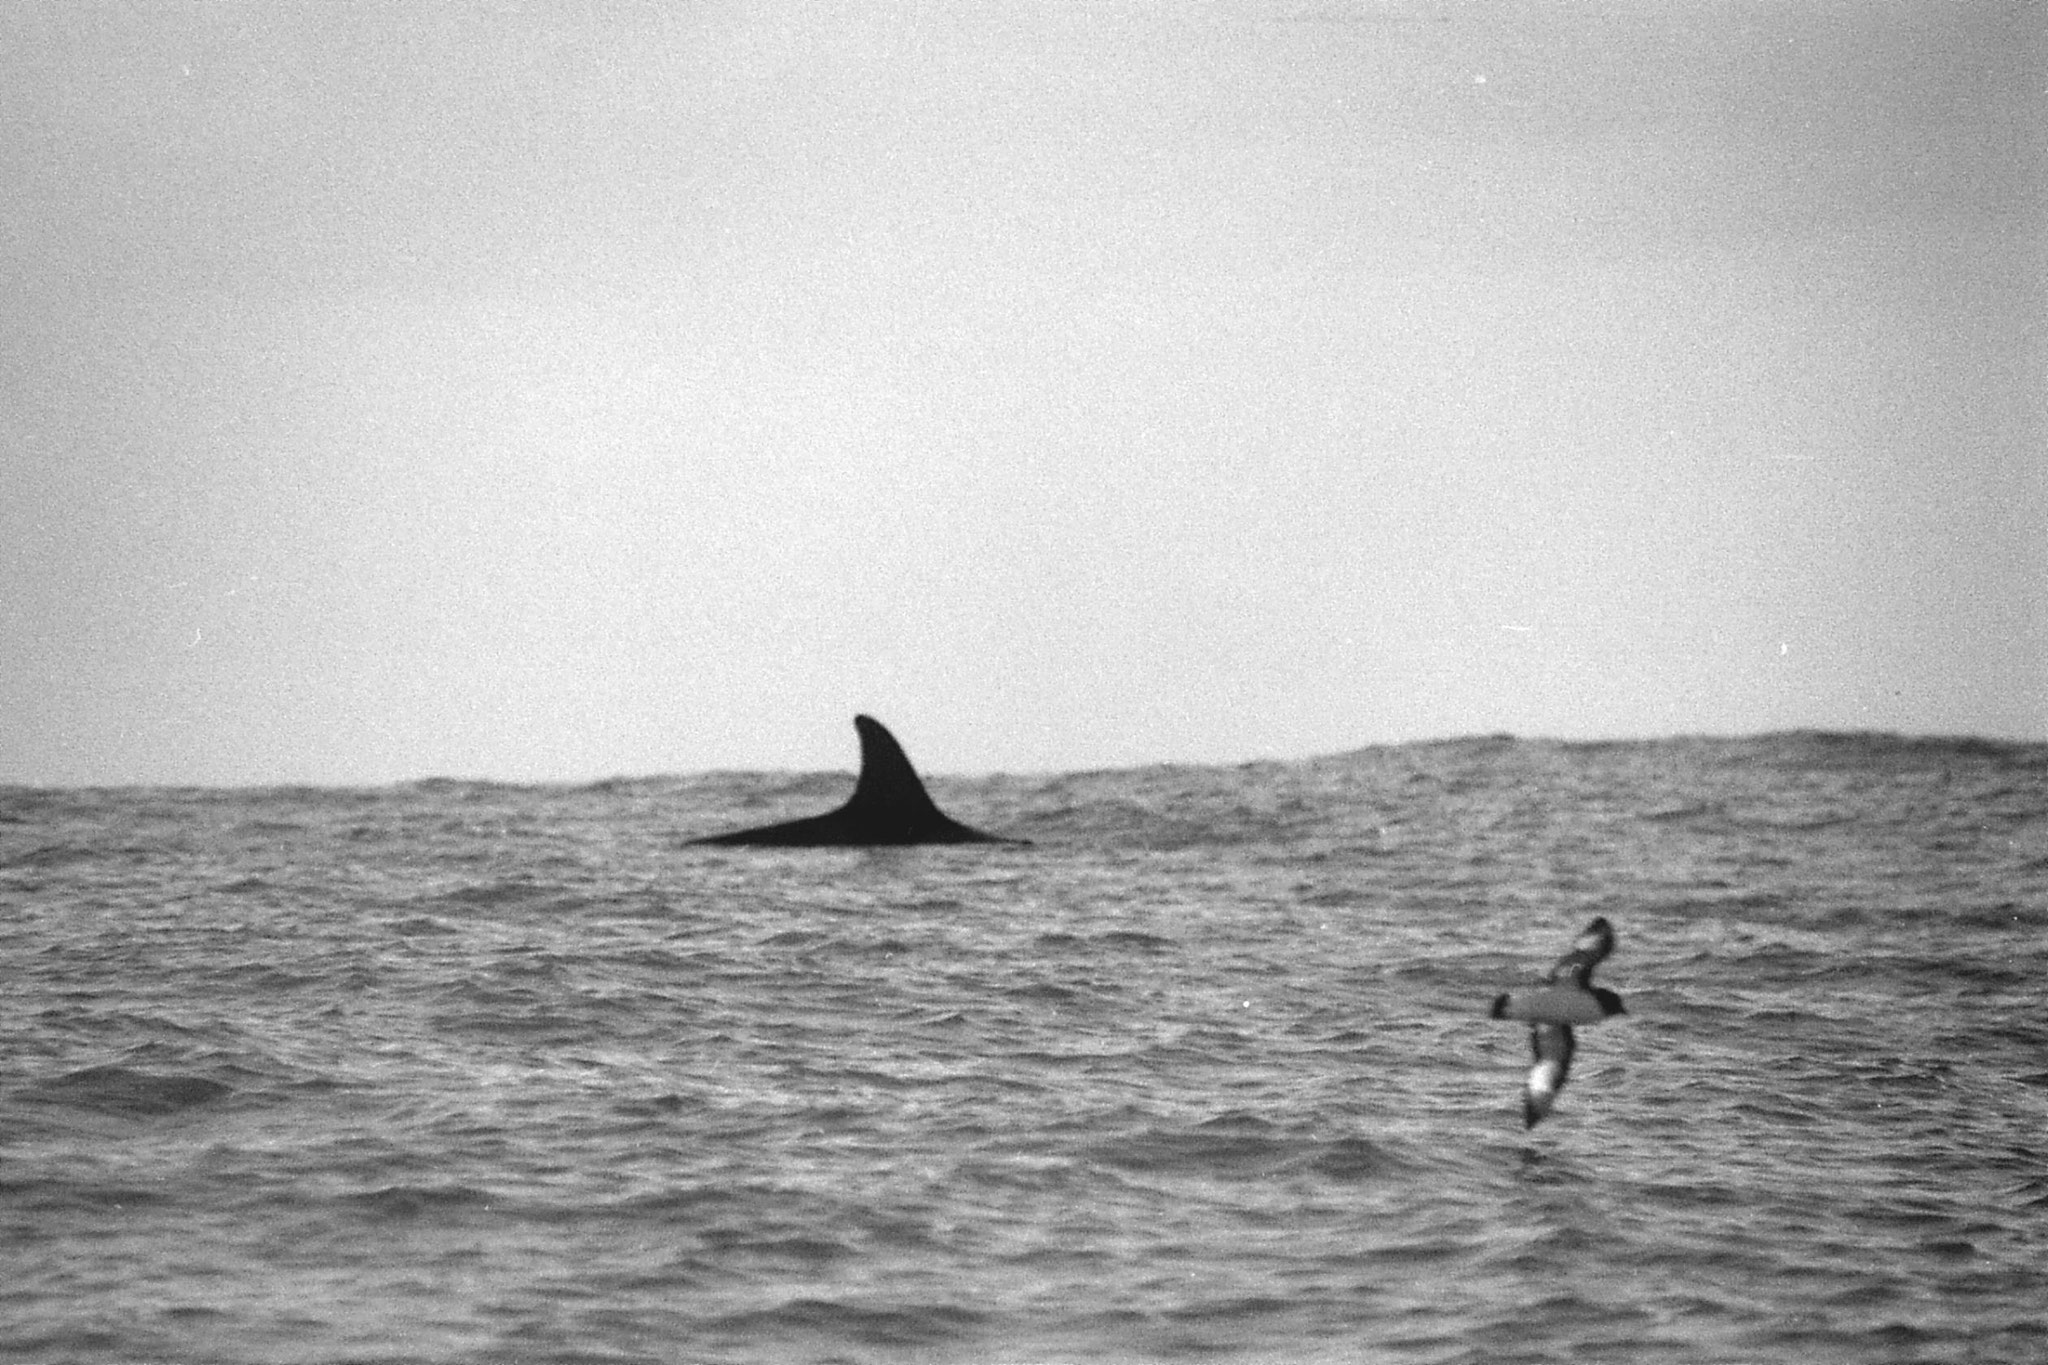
xmin=1489 ymin=917 xmax=1627 ymax=1128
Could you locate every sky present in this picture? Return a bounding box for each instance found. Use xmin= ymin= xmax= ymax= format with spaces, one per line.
xmin=3 ymin=1 xmax=2042 ymax=786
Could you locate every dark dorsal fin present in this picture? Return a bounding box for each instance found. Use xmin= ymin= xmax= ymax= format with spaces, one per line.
xmin=844 ymin=714 xmax=948 ymax=826
xmin=691 ymin=715 xmax=1026 ymax=847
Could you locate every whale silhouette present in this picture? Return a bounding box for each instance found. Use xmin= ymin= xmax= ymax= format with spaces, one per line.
xmin=690 ymin=715 xmax=1027 ymax=846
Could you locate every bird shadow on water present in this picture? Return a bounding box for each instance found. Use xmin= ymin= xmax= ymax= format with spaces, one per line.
xmin=1510 ymin=1141 xmax=1591 ymax=1186
xmin=1452 ymin=1141 xmax=1675 ymax=1363
xmin=1484 ymin=1142 xmax=1620 ymax=1268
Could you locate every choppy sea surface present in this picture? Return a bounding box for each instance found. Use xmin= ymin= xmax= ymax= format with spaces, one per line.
xmin=4 ymin=732 xmax=2047 ymax=1365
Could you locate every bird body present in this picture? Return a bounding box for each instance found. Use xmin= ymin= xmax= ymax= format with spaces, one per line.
xmin=1491 ymin=984 xmax=1621 ymax=1026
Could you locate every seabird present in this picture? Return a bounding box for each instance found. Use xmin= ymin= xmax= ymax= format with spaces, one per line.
xmin=1489 ymin=916 xmax=1627 ymax=1128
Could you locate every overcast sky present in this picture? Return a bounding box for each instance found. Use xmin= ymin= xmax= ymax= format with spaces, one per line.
xmin=4 ymin=1 xmax=2041 ymax=786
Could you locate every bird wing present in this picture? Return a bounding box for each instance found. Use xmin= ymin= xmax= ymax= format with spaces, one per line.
xmin=1522 ymin=1022 xmax=1576 ymax=1128
xmin=1545 ymin=916 xmax=1614 ymax=989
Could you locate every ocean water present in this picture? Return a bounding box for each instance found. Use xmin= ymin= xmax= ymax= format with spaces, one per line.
xmin=4 ymin=732 xmax=2046 ymax=1365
